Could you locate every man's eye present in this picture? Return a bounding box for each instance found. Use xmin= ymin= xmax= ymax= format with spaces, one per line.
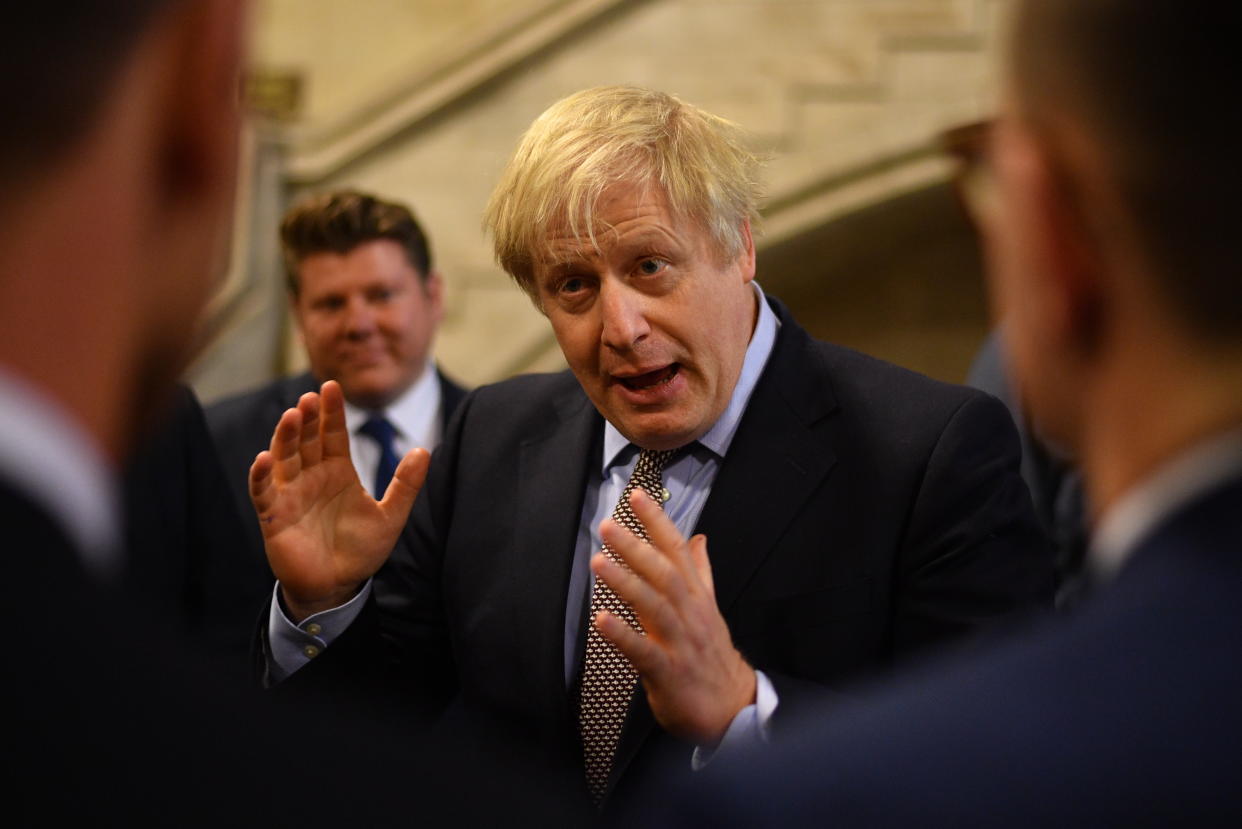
xmin=370 ymin=288 xmax=393 ymax=303
xmin=560 ymin=277 xmax=586 ymax=294
xmin=637 ymin=258 xmax=667 ymax=276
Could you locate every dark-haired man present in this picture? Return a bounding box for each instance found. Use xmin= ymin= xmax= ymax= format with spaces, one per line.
xmin=0 ymin=0 xmax=290 ymax=820
xmin=655 ymin=1 xmax=1242 ymax=823
xmin=208 ymin=190 xmax=465 ymax=561
xmin=0 ymin=4 xmax=578 ymax=823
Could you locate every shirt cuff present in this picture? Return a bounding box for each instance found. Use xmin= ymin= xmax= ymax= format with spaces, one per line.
xmin=690 ymin=669 xmax=778 ymax=771
xmin=266 ymin=580 xmax=373 ymax=683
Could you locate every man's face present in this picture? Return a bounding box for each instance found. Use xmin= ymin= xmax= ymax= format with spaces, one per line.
xmin=533 ymin=182 xmax=758 ymax=450
xmin=292 ymin=238 xmax=443 ymax=410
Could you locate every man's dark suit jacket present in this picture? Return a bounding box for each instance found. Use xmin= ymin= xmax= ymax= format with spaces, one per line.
xmin=269 ymin=298 xmax=1053 ymax=809
xmin=658 ymin=471 xmax=1242 ymax=826
xmin=123 ymin=385 xmax=272 ymax=683
xmin=5 ymin=479 xmax=280 ymax=824
xmin=7 ymin=425 xmax=577 ymax=826
xmin=206 ymin=368 xmax=467 ymax=567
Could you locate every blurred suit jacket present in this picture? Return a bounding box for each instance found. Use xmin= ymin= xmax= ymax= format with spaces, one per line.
xmin=265 ymin=297 xmax=1054 ymax=810
xmin=8 ymin=387 xmax=576 ymax=826
xmin=4 ymin=388 xmax=388 ymax=824
xmin=123 ymin=385 xmax=272 ymax=682
xmin=657 ymin=471 xmax=1242 ymax=826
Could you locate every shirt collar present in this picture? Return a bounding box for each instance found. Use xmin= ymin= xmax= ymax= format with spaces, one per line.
xmin=342 ymin=358 xmax=441 ymax=445
xmin=0 ymin=368 xmax=121 ymax=577
xmin=1090 ymin=425 xmax=1242 ymax=580
xmin=602 ymin=282 xmax=781 ymax=474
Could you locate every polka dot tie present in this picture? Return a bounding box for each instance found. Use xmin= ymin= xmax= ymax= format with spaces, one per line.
xmin=578 ymin=447 xmax=674 ymax=805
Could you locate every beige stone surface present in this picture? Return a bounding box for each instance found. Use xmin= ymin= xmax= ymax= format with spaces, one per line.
xmin=251 ymin=0 xmax=550 ymax=127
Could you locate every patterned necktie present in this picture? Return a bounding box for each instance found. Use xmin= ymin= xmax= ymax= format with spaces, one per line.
xmin=579 ymin=447 xmax=674 ymax=804
xmin=357 ymin=414 xmax=399 ymax=498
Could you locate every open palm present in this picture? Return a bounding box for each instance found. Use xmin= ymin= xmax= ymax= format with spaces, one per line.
xmin=249 ymin=381 xmax=430 ymax=621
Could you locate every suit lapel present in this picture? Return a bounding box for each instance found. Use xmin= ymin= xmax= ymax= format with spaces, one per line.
xmin=435 ymin=368 xmax=468 ymax=433
xmin=512 ymin=385 xmax=602 ymax=721
xmin=696 ymin=317 xmax=839 ymax=613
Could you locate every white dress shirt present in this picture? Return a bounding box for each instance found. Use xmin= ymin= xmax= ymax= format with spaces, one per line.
xmin=342 ymin=358 xmax=443 ymax=497
xmin=1090 ymin=427 xmax=1242 ymax=580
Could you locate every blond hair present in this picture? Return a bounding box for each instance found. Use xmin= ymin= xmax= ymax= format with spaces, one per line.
xmin=484 ymin=86 xmax=763 ymax=299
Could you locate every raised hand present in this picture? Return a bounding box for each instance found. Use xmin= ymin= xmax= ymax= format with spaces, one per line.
xmin=593 ymin=490 xmax=757 ymax=747
xmin=249 ymin=380 xmax=430 ymax=622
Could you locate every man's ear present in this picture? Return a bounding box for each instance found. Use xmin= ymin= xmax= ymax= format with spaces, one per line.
xmin=736 ymin=219 xmax=757 ymax=284
xmin=152 ymin=0 xmax=248 ymax=208
xmin=1020 ymin=132 xmax=1108 ymax=359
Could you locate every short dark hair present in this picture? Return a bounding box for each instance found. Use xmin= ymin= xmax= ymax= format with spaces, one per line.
xmin=1 ymin=1 xmax=178 ymax=184
xmin=1012 ymin=1 xmax=1240 ymax=338
xmin=280 ymin=191 xmax=434 ymax=295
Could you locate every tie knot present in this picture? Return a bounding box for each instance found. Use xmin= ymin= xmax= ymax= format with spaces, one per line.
xmin=635 ymin=447 xmax=674 ymax=476
xmin=627 ymin=448 xmax=675 ymax=504
xmin=358 ymin=414 xmax=397 ymax=447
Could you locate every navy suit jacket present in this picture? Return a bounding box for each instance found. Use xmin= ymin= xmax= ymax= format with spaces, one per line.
xmin=661 ymin=471 xmax=1242 ymax=825
xmin=5 ymin=478 xmax=283 ymax=824
xmin=122 ymin=385 xmax=272 ymax=683
xmin=270 ymin=298 xmax=1053 ymax=810
xmin=8 ymin=388 xmax=578 ymax=826
xmin=206 ymin=368 xmax=467 ymax=568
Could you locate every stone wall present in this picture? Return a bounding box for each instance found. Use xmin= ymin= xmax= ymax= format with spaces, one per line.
xmin=190 ymin=0 xmax=1012 ymax=401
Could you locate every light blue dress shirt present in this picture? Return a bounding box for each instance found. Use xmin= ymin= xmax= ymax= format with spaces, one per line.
xmin=269 ymin=284 xmax=781 ymax=758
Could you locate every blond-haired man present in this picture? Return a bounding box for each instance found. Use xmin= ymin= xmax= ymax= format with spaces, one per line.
xmin=253 ymin=86 xmax=1051 ymax=810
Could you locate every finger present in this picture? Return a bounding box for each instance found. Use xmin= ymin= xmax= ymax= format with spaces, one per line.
xmin=249 ymin=450 xmax=275 ymax=514
xmin=319 ymin=380 xmax=351 ymax=458
xmin=379 ymin=447 xmax=431 ymax=522
xmin=594 ymin=609 xmax=668 ymax=680
xmin=630 ymin=489 xmax=698 ymax=577
xmin=593 ymin=551 xmax=684 ymax=642
xmin=297 ymin=392 xmax=322 ymax=469
xmin=269 ymin=406 xmax=303 ymax=483
xmin=600 ymin=517 xmax=687 ymax=603
xmin=688 ymin=534 xmax=715 ymax=593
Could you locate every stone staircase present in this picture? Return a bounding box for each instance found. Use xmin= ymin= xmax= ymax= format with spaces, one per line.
xmin=191 ymin=0 xmax=1011 ymax=399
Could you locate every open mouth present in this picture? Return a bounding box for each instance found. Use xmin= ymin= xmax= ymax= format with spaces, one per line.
xmin=617 ymin=363 xmax=680 ymax=391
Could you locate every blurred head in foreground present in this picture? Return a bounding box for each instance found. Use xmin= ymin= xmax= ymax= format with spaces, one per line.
xmin=0 ymin=0 xmax=248 ymax=459
xmin=982 ymin=0 xmax=1241 ymax=513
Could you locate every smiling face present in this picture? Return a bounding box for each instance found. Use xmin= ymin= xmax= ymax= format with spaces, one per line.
xmin=534 ymin=182 xmax=758 ymax=450
xmin=292 ymin=238 xmax=443 ymax=410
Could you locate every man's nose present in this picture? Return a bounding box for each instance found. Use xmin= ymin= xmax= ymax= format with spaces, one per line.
xmin=599 ymin=281 xmax=650 ymax=352
xmin=343 ymin=296 xmax=377 ymax=338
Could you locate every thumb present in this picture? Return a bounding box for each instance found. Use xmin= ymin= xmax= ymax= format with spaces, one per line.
xmin=378 ymin=447 xmax=431 ymax=524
